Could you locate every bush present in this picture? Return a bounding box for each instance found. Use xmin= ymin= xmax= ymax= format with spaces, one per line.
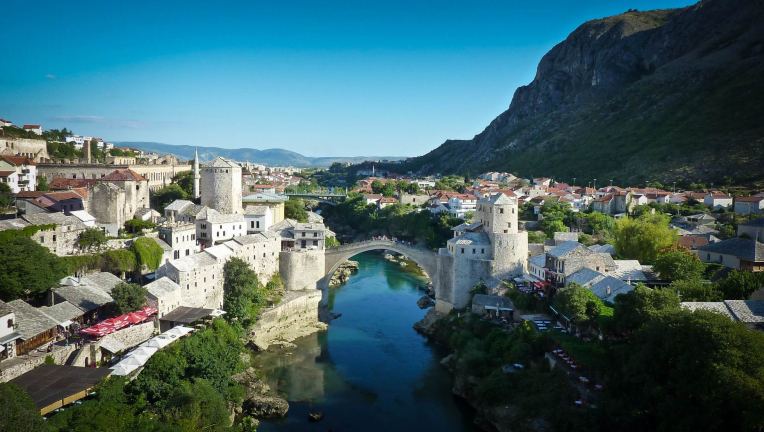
xmin=132 ymin=237 xmax=164 ymax=271
xmin=78 ymin=228 xmax=107 ymax=250
xmin=124 ymin=218 xmax=156 ymax=234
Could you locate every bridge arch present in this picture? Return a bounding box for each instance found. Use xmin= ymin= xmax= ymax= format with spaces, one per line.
xmin=322 ymin=240 xmax=439 ymax=290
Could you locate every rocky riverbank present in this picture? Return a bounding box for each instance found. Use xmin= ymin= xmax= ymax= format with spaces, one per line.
xmin=414 ymin=310 xmax=542 ymax=432
xmin=248 ymin=290 xmax=327 ymax=350
xmin=329 ymin=260 xmax=359 ymax=287
xmin=233 ymin=365 xmax=290 ymax=426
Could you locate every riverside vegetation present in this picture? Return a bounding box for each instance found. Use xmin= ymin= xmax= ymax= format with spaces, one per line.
xmin=0 ymin=257 xmax=288 ymax=431
xmin=420 ymin=282 xmax=764 ymax=432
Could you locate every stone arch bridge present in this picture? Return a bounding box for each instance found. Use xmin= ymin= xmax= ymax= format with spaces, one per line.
xmin=322 ymin=239 xmax=456 ymax=311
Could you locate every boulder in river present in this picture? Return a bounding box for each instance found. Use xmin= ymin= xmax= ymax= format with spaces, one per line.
xmin=233 ymin=367 xmax=290 ymax=419
xmin=416 ymin=295 xmax=435 ymax=309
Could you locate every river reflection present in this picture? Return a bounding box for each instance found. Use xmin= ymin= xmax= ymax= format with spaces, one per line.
xmin=255 ymin=252 xmax=476 ymax=432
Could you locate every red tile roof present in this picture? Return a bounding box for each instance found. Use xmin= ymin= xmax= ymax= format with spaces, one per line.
xmin=735 ymin=196 xmax=764 ymax=203
xmin=14 ymin=191 xmax=45 ymax=199
xmin=0 ymin=155 xmax=35 ymax=166
xmin=0 ymin=170 xmax=15 ymax=177
xmin=101 ymin=168 xmax=146 ymax=182
xmin=22 ymin=124 xmax=41 ymax=129
xmin=50 ymin=178 xmax=98 ymax=190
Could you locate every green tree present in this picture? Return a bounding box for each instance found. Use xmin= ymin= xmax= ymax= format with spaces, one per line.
xmin=0 ymin=235 xmax=67 ymax=301
xmin=163 ymin=379 xmax=230 ymax=431
xmin=717 ymin=270 xmax=764 ymax=300
xmin=36 ymin=175 xmax=49 ymax=192
xmin=553 ymin=284 xmax=605 ymax=324
xmin=0 ymin=383 xmax=48 ymax=432
xmin=613 ymin=213 xmax=677 ymax=264
xmin=172 ymin=170 xmax=195 ymax=197
xmin=150 ymin=184 xmax=189 ymax=212
xmin=325 ymin=235 xmax=340 ymax=248
xmin=653 ymin=249 xmax=705 ymax=281
xmin=604 ymin=310 xmax=764 ymax=431
xmin=124 ymin=218 xmax=156 ymax=234
xmin=380 ymin=182 xmax=396 ymax=197
xmin=223 ymin=258 xmax=262 ymax=326
xmin=612 ymin=284 xmax=680 ymax=333
xmin=527 ymin=230 xmax=546 ymax=243
xmin=78 ymin=227 xmax=107 ymax=250
xmin=284 ymin=198 xmax=308 ymax=222
xmin=111 ymin=282 xmax=147 ymax=313
xmin=669 ymin=278 xmax=722 ymax=301
xmin=0 ymin=183 xmax=12 ymax=208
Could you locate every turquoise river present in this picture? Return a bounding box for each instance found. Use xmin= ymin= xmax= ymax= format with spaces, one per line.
xmin=256 ymin=251 xmax=476 ymax=431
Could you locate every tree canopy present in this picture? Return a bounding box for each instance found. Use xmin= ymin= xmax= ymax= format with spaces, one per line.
xmin=553 ymin=284 xmax=607 ymax=325
xmin=111 ymin=282 xmax=147 ymax=314
xmin=0 ymin=383 xmax=48 ymax=432
xmin=613 ymin=213 xmax=677 ymax=264
xmin=0 ymin=234 xmax=67 ymax=301
xmin=653 ymin=249 xmax=706 ymax=281
xmin=284 ymin=198 xmax=308 ymax=222
xmin=604 ymin=310 xmax=764 ymax=431
xmin=78 ymin=227 xmax=107 ymax=250
xmin=612 ymin=284 xmax=680 ymax=333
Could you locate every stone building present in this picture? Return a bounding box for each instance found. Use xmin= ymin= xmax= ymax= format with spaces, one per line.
xmin=439 ymin=193 xmax=528 ymax=310
xmin=37 ymin=162 xmax=191 ymax=191
xmin=22 ymin=212 xmax=87 ymax=256
xmin=195 ymin=207 xmax=246 ymax=247
xmin=543 ymin=241 xmax=616 ymax=287
xmin=87 ymin=169 xmax=150 ymax=235
xmin=244 ymin=205 xmax=273 ymax=233
xmin=157 ymin=222 xmax=199 ymax=260
xmin=145 ymin=277 xmax=182 ymax=318
xmin=201 ymin=157 xmax=242 ymax=214
xmin=0 ymin=138 xmax=49 ymax=162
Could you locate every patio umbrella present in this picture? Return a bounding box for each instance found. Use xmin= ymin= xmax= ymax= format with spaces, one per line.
xmin=129 ymin=346 xmax=158 ymax=363
xmin=125 ymin=311 xmax=147 ymax=324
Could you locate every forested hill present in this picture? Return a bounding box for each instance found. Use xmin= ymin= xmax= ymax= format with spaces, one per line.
xmin=404 ymin=0 xmax=764 ymax=185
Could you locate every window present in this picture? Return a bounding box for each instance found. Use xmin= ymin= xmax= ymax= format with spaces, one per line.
xmin=256 ymin=221 xmax=260 ymax=228
xmin=481 ymin=248 xmax=485 ymax=254
xmin=461 ymin=248 xmax=464 ymax=254
xmin=314 ymin=232 xmax=318 ymax=237
xmin=313 ymin=240 xmax=318 ymax=246
xmin=472 ymin=248 xmax=476 ymax=254
xmin=251 ymin=221 xmax=255 ymax=228
xmin=7 ymin=319 xmax=13 ymax=328
xmin=500 ymin=208 xmax=504 ymax=214
xmin=302 ymin=232 xmax=306 ymax=237
xmin=53 ymin=235 xmax=57 ymax=242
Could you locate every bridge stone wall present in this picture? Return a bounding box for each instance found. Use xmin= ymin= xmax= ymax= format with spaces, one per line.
xmin=280 ymin=249 xmax=326 ymax=291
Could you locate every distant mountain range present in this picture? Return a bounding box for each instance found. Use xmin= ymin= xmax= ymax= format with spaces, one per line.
xmin=117 ymin=142 xmax=404 ymax=167
xmin=403 ymin=0 xmax=764 ymax=185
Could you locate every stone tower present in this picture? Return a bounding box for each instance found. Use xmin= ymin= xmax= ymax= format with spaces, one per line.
xmin=477 ymin=193 xmax=527 ymax=279
xmin=193 ymin=149 xmax=200 ymax=199
xmin=201 ymin=157 xmax=242 ymax=214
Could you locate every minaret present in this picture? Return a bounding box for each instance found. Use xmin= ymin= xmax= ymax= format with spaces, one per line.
xmin=193 ymin=148 xmax=200 ymax=199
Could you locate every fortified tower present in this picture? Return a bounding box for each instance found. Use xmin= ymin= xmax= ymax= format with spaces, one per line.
xmin=476 ymin=193 xmax=527 ymax=279
xmin=439 ymin=192 xmax=527 ymax=311
xmin=201 ymin=157 xmax=242 ymax=214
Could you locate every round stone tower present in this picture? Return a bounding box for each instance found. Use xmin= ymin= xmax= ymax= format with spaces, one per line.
xmin=201 ymin=157 xmax=242 ymax=214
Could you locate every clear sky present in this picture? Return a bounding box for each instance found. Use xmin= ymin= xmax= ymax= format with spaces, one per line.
xmin=1 ymin=0 xmax=694 ymax=157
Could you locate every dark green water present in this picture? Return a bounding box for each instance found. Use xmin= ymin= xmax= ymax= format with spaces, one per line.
xmin=255 ymin=252 xmax=476 ymax=432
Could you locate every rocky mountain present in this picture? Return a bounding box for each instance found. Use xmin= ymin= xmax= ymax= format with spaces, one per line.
xmin=117 ymin=142 xmax=403 ymax=167
xmin=405 ymin=0 xmax=764 ymax=185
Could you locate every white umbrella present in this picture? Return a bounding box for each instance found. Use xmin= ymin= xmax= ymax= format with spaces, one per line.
xmin=141 ymin=335 xmax=172 ymax=349
xmin=128 ymin=346 xmax=158 ymax=363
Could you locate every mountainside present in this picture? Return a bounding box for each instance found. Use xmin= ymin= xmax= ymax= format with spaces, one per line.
xmin=406 ymin=0 xmax=764 ymax=185
xmin=117 ymin=142 xmax=403 ymax=167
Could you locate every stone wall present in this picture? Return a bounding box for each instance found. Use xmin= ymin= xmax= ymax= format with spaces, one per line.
xmin=0 ymin=343 xmax=77 ymax=382
xmin=280 ymin=250 xmax=325 ymax=291
xmin=38 ymin=163 xmax=191 ymax=190
xmin=248 ymin=290 xmax=324 ymax=350
xmin=0 ymin=138 xmax=49 ymax=162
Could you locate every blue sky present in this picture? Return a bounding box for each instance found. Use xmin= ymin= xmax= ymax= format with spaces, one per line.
xmin=1 ymin=0 xmax=693 ymax=157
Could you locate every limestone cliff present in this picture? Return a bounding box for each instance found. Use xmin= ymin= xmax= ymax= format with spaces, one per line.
xmin=405 ymin=0 xmax=764 ymax=184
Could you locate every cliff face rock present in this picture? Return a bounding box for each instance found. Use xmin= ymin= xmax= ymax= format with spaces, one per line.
xmin=408 ymin=0 xmax=764 ymax=184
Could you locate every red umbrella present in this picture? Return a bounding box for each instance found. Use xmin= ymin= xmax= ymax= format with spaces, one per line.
xmin=125 ymin=311 xmax=147 ymax=324
xmin=140 ymin=306 xmax=158 ymax=316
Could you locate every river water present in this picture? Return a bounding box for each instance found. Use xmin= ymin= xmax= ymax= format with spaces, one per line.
xmin=255 ymin=252 xmax=476 ymax=432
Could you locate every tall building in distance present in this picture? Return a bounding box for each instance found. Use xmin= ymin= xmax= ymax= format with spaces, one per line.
xmin=201 ymin=156 xmax=242 ymax=214
xmin=193 ymin=148 xmax=200 ymax=199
